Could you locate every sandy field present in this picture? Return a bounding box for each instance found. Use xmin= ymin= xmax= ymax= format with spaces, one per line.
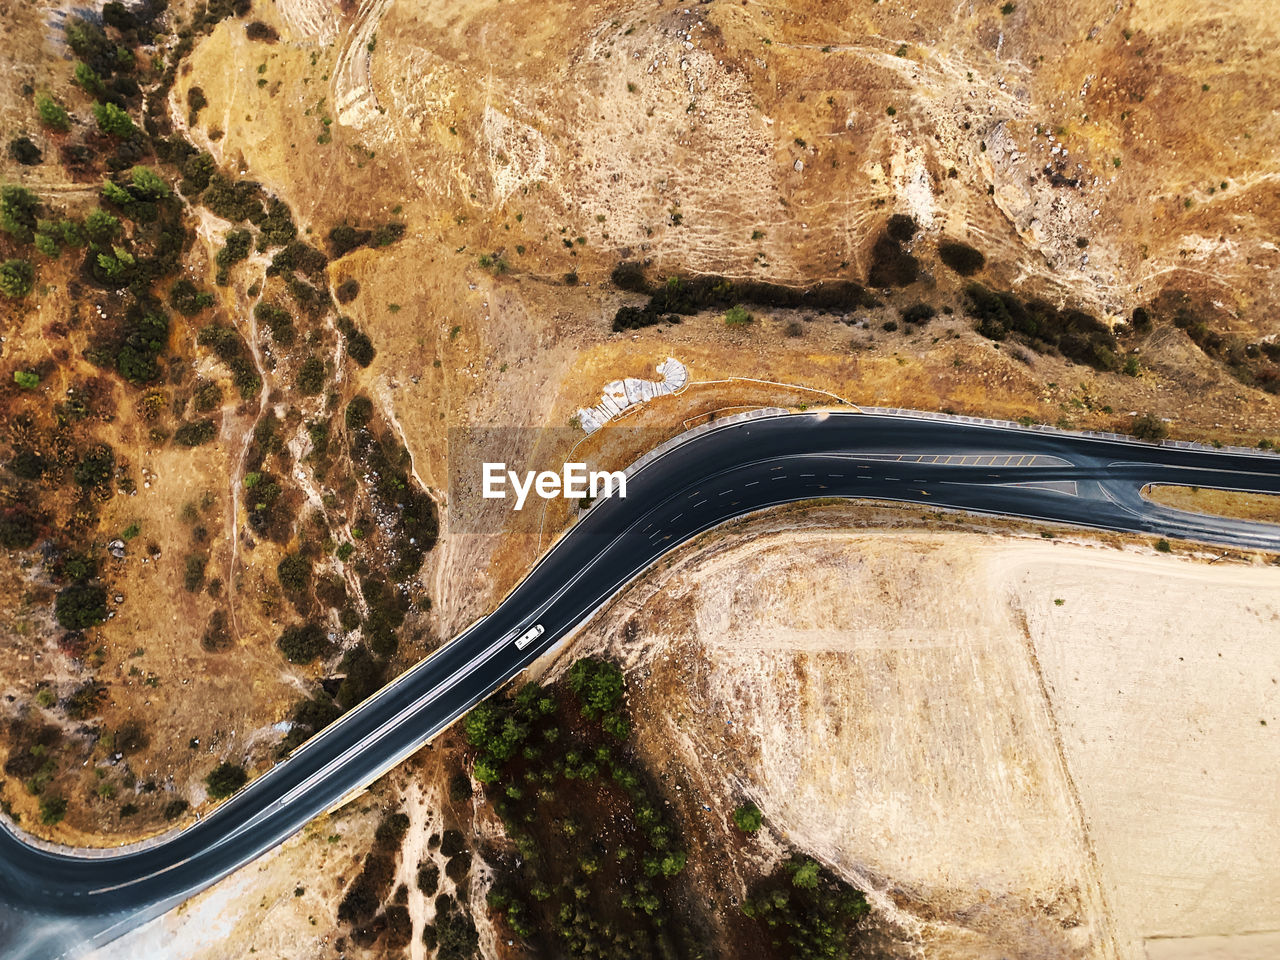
xmin=1145 ymin=485 xmax=1280 ymax=525
xmin=562 ymin=514 xmax=1280 ymax=960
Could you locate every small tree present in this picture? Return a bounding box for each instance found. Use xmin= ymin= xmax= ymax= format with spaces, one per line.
xmin=0 ymin=260 xmax=34 ymax=299
xmin=93 ymin=102 xmax=135 ymax=138
xmin=277 ymin=622 xmax=329 ymax=663
xmin=129 ymin=166 xmax=170 ymax=201
xmin=84 ymin=209 xmax=120 ymax=243
xmin=35 ymin=94 xmax=70 ymax=132
xmin=724 ymin=304 xmax=754 ymax=326
xmin=55 ymin=583 xmax=108 ymax=630
xmin=73 ymin=62 xmax=106 ymax=97
xmin=1 ymin=185 xmax=40 ymax=242
xmin=205 ymin=762 xmax=247 ymax=799
xmin=1130 ymin=413 xmax=1168 ymax=443
xmin=790 ymin=858 xmax=820 ymax=889
xmin=733 ymin=801 xmax=763 ymax=833
xmin=39 ymin=795 xmax=67 ymax=825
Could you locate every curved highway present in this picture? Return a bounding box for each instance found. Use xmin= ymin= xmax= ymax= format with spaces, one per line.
xmin=3 ymin=411 xmax=1280 ymax=958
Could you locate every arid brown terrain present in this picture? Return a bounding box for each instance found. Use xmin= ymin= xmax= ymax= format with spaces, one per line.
xmin=0 ymin=0 xmax=1276 ymax=958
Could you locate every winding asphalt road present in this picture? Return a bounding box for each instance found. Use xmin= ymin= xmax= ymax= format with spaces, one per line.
xmin=3 ymin=411 xmax=1280 ymax=958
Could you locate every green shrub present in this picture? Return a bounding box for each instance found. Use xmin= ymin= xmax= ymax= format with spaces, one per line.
xmin=1130 ymin=413 xmax=1168 ymax=443
xmin=113 ymin=311 xmax=169 ymax=384
xmin=938 ymin=239 xmax=986 ymax=276
xmin=205 ymin=762 xmax=247 ymax=799
xmin=35 ymin=94 xmax=70 ymax=132
xmin=724 ymin=304 xmax=754 ymax=326
xmin=187 ymin=85 xmax=208 ymax=125
xmin=296 ymin=356 xmax=325 ymax=395
xmin=173 ymin=419 xmax=217 ymax=446
xmin=568 ymin=658 xmax=625 ymax=717
xmin=277 ymin=622 xmax=329 ymax=663
xmin=201 ymin=174 xmax=265 ymax=223
xmin=55 ymin=583 xmax=107 ymax=630
xmin=129 ymin=166 xmax=170 ymax=201
xmin=93 ymin=102 xmax=135 ymax=138
xmin=1 ymin=185 xmax=40 ymax=242
xmin=170 ymin=279 xmax=215 ymax=316
xmin=74 ymin=445 xmax=115 ymax=487
xmin=39 ymin=795 xmax=67 ymax=825
xmin=13 ymin=371 xmax=39 ymax=389
xmin=255 ymin=198 xmax=296 ymax=250
xmin=253 ymin=301 xmax=295 ymax=346
xmin=733 ymin=801 xmax=763 ymax=833
xmin=337 ymin=316 xmax=375 ymax=367
xmin=72 ymin=62 xmax=106 ymax=98
xmin=0 ymin=260 xmax=34 ymax=299
xmin=33 ymin=230 xmax=60 ymax=259
xmin=179 ymin=152 xmax=215 ymax=197
xmin=84 ymin=209 xmax=120 ymax=243
xmin=277 ymin=553 xmax=311 ymax=592
xmin=215 ymin=228 xmax=253 ymax=285
xmin=183 ymin=554 xmax=207 ymax=592
xmin=345 ymin=395 xmax=373 ymax=430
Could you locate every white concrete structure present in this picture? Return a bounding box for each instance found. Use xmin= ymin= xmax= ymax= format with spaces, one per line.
xmin=577 ymin=358 xmax=688 ymax=433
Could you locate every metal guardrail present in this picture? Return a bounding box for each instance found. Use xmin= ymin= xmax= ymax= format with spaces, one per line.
xmin=856 ymin=406 xmax=1280 ymax=458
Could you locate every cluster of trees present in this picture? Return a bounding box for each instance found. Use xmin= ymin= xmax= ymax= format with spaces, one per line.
xmin=610 ymin=263 xmax=877 ymax=332
xmin=965 ymin=282 xmax=1121 ymax=372
xmin=197 ymin=323 xmax=260 ymax=399
xmin=344 ymin=395 xmax=438 ymax=582
xmin=1144 ymin=289 xmax=1280 ymax=394
xmin=741 ymin=858 xmax=871 ymax=960
xmin=337 ymin=316 xmax=376 ymax=367
xmin=469 ymin=660 xmax=701 ymax=958
xmin=326 ymin=221 xmax=407 ymax=258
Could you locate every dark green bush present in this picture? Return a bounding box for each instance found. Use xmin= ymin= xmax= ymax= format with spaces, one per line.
xmin=8 ymin=137 xmax=43 ymax=167
xmin=74 ymin=445 xmax=115 ymax=487
xmin=296 ymin=356 xmax=325 ymax=394
xmin=867 ymin=231 xmax=918 ymax=287
xmin=345 ymin=395 xmax=374 ymax=430
xmin=609 ymin=264 xmax=875 ymax=332
xmin=183 ymin=553 xmax=207 ymax=592
xmin=0 ymin=506 xmax=38 ymax=549
xmin=253 ymin=301 xmax=295 ymax=346
xmin=201 ymin=174 xmax=264 ymax=223
xmin=0 ymin=260 xmax=35 ymax=299
xmin=205 ymin=762 xmax=247 ymax=799
xmin=277 ymin=622 xmax=329 ymax=664
xmin=55 ymin=583 xmax=107 ymax=629
xmin=173 ymin=419 xmax=216 ymax=447
xmin=162 ymin=798 xmax=189 ymax=820
xmin=938 ymin=239 xmax=986 ymax=276
xmin=1 ymin=185 xmax=40 ymax=243
xmin=277 ymin=553 xmax=311 ymax=592
xmin=1130 ymin=413 xmax=1168 ymax=442
xmin=338 ymin=316 xmax=375 ymax=366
